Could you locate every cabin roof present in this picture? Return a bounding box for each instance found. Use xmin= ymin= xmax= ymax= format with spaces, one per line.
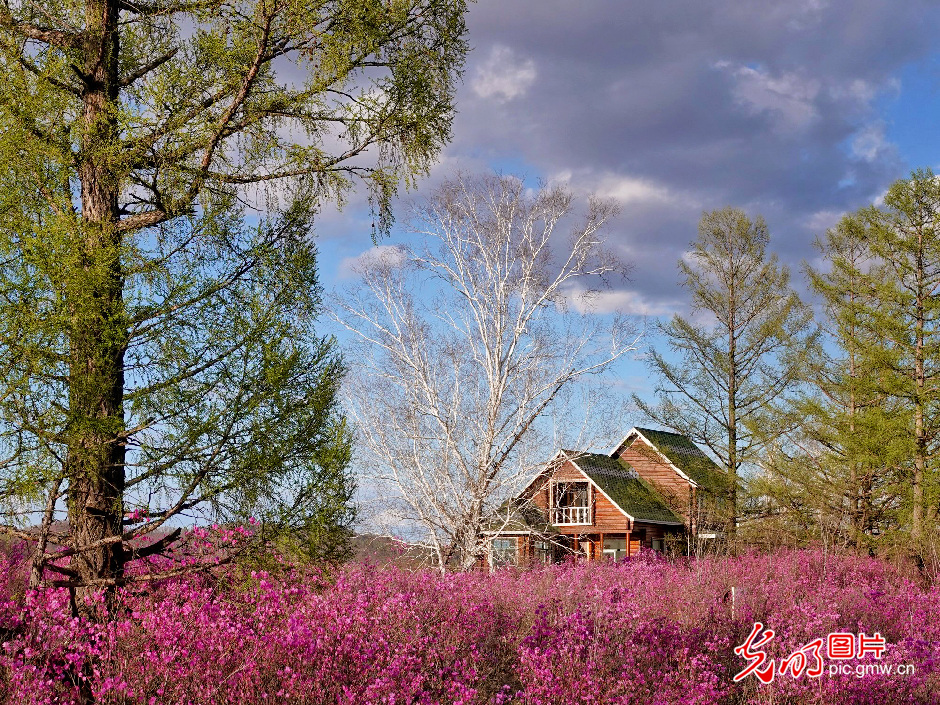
xmin=566 ymin=451 xmax=685 ymax=525
xmin=619 ymin=427 xmax=727 ymax=492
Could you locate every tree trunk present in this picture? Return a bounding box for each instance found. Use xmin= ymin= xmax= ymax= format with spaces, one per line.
xmin=912 ymin=233 xmax=925 ymax=545
xmin=457 ymin=496 xmax=484 ymax=570
xmin=847 ymin=342 xmax=866 ymax=541
xmin=66 ymin=0 xmax=126 ymax=617
xmin=726 ymin=276 xmax=738 ymax=543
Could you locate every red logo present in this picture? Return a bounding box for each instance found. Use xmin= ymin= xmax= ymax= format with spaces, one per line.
xmin=734 ymin=625 xmax=885 ymax=685
xmin=828 ymin=633 xmax=855 ymax=660
xmin=733 ymin=622 xmax=776 ymax=683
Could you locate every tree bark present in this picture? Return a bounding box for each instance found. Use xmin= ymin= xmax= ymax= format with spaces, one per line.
xmin=66 ymin=0 xmax=127 ymax=617
xmin=912 ymin=227 xmax=925 ymax=544
xmin=726 ymin=254 xmax=738 ymax=543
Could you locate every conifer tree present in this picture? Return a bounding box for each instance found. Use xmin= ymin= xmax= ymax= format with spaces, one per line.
xmin=0 ymin=0 xmax=468 ymax=613
xmin=805 ymin=218 xmax=889 ymax=540
xmin=636 ymin=207 xmax=816 ymax=539
xmin=754 ymin=218 xmax=904 ymax=550
xmin=845 ymin=170 xmax=940 ymax=547
xmin=756 ymin=171 xmax=940 ymax=557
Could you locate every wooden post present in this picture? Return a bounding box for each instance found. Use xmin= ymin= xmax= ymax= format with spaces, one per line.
xmin=549 ymin=479 xmax=554 ymax=526
xmin=599 ymin=532 xmax=605 ymax=561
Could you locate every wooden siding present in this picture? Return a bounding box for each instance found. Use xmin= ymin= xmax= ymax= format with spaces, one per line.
xmin=632 ymin=522 xmax=672 ymax=544
xmin=615 ymin=437 xmax=694 ymax=522
xmin=554 ymin=522 xmax=682 ymax=559
xmin=484 ymin=524 xmax=683 ymax=567
xmin=590 ymin=487 xmax=631 ymax=532
xmin=513 ymin=454 xmax=690 ymax=549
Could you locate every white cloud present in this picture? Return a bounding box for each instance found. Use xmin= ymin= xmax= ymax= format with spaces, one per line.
xmin=784 ymin=0 xmax=829 ymax=30
xmin=717 ymin=61 xmax=821 ymax=131
xmin=804 ymin=209 xmax=845 ymax=233
xmin=830 ymin=78 xmax=880 ymax=106
xmin=566 ymin=285 xmax=679 ymax=316
xmin=471 ymin=45 xmax=537 ymax=102
xmin=551 ymin=169 xmax=695 ymax=209
xmin=594 ymin=175 xmax=673 ymax=205
xmin=850 ymin=122 xmax=889 ymax=162
xmin=338 ymin=245 xmax=407 ymax=279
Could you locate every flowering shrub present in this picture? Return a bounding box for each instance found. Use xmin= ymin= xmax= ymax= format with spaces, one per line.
xmin=0 ymin=546 xmax=937 ymax=704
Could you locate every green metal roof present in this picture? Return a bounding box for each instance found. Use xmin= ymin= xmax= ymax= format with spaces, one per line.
xmin=631 ymin=427 xmax=728 ymax=493
xmin=567 ymin=451 xmax=685 ymax=525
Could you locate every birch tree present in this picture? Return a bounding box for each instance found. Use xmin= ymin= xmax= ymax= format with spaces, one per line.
xmin=335 ymin=173 xmax=635 ymax=569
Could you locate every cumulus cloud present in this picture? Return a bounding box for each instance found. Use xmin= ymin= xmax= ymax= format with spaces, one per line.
xmin=471 ymin=45 xmax=537 ymax=102
xmin=565 ymin=285 xmax=680 ymax=317
xmin=553 ymin=169 xmax=682 ymax=207
xmin=716 ymin=61 xmax=821 ymax=131
xmin=596 ymin=176 xmax=674 ymax=206
xmin=830 ymin=78 xmax=881 ymax=106
xmin=425 ymin=0 xmax=938 ymax=313
xmin=804 ymin=209 xmax=845 ymax=233
xmin=851 ymin=122 xmax=890 ymax=162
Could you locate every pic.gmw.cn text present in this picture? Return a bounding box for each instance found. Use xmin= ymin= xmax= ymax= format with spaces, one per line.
xmin=734 ymin=622 xmax=916 ymax=683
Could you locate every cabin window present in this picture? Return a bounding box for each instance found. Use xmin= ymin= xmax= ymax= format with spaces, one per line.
xmin=533 ymin=540 xmax=552 ymax=563
xmin=651 ymin=538 xmax=664 ymax=552
xmin=602 ymin=536 xmax=627 ymax=560
xmin=551 ymin=481 xmax=591 ymax=525
xmin=490 ymin=538 xmax=517 ymax=567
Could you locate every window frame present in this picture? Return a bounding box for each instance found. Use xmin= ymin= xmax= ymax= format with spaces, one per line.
xmin=490 ymin=537 xmax=518 ymax=568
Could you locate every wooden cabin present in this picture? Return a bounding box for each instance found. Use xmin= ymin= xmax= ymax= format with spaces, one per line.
xmin=483 ymin=427 xmax=727 ymax=567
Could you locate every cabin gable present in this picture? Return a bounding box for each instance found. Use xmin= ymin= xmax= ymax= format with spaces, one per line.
xmin=527 ymin=456 xmax=631 ymax=533
xmin=615 ymin=437 xmax=690 ymax=517
xmin=613 ymin=427 xmax=726 ymax=491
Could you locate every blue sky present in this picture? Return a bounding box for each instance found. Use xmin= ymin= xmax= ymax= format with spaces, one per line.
xmin=880 ymin=57 xmax=940 ymax=166
xmin=316 ymin=0 xmax=940 ymax=416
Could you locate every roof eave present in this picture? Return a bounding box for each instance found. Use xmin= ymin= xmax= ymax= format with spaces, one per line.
xmin=633 ymin=518 xmax=685 ymax=526
xmin=568 ymin=454 xmax=686 ymax=526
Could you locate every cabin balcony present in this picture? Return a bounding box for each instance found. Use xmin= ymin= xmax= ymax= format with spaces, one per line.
xmin=551 ymin=505 xmax=592 ymax=525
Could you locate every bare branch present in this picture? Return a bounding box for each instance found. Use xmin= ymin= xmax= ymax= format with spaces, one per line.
xmin=337 ymin=173 xmax=634 ymax=569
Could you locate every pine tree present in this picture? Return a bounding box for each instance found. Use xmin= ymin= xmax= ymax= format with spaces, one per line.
xmin=846 ymin=170 xmax=940 ymax=548
xmin=636 ymin=207 xmax=816 ymax=540
xmin=0 ymin=0 xmax=468 ymax=614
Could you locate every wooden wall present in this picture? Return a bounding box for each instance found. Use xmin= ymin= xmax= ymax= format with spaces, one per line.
xmin=615 ymin=438 xmax=694 ymax=521
xmin=515 ymin=452 xmax=693 ymax=548
xmin=574 ymin=521 xmax=681 ymax=559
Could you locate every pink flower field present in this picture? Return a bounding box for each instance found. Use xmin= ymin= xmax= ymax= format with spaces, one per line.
xmin=1 ymin=545 xmax=938 ymax=704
